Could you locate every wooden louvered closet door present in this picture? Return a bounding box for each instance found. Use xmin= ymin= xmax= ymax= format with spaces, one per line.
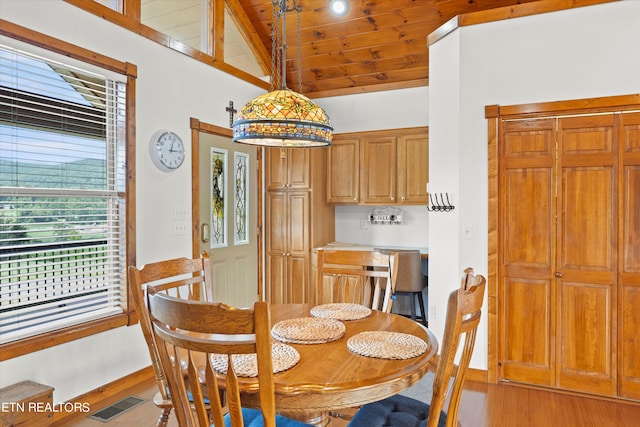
xmin=498 ymin=110 xmax=640 ymax=400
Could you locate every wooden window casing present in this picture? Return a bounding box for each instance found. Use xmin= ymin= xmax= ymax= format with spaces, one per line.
xmin=0 ymin=19 xmax=137 ymax=361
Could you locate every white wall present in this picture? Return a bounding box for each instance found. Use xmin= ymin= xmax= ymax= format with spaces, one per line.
xmin=318 ymin=87 xmax=429 ymax=134
xmin=428 ymin=0 xmax=640 ymax=370
xmin=0 ymin=0 xmax=431 ymax=404
xmin=333 ymin=205 xmax=429 ymax=248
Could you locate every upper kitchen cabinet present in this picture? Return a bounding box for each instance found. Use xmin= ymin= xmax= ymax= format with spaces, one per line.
xmin=326 ymin=138 xmax=360 ymax=203
xmin=327 ymin=127 xmax=429 ymax=205
xmin=266 ymin=148 xmax=310 ymax=190
xmin=361 ymin=135 xmax=397 ymax=204
xmin=397 ymin=132 xmax=430 ymax=204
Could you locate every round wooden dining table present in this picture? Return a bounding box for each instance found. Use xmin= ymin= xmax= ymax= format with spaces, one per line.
xmin=239 ymin=303 xmax=439 ymax=426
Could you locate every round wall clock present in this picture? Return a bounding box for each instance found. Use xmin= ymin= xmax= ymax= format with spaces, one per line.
xmin=149 ymin=130 xmax=186 ymax=171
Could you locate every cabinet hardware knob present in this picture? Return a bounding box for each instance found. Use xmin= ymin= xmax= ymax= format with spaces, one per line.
xmin=401 ymin=197 xmax=406 ymax=201
xmin=555 ymin=272 xmax=563 ymax=278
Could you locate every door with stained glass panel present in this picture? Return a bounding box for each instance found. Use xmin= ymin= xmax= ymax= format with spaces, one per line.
xmin=198 ymin=132 xmax=258 ymax=308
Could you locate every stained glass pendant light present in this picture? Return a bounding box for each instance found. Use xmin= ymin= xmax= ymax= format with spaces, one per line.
xmin=232 ymin=0 xmax=333 ymax=147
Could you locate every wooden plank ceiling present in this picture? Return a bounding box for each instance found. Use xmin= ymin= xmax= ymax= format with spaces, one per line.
xmin=236 ymin=0 xmax=542 ymax=97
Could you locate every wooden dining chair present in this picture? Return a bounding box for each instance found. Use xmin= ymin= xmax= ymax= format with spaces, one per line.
xmin=460 ymin=267 xmax=475 ymax=290
xmin=128 ymin=253 xmax=214 ymax=427
xmin=348 ymin=268 xmax=486 ymax=427
xmin=316 ymin=249 xmax=399 ymax=313
xmin=146 ymin=292 xmax=311 ymax=427
xmin=375 ymin=248 xmax=427 ymax=325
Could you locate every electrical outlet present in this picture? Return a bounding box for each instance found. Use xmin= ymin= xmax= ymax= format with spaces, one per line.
xmin=173 ymin=220 xmax=188 ymax=235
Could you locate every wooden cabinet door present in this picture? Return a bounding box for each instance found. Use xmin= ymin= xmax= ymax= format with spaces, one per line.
xmin=556 ymin=115 xmax=616 ymax=396
xmin=397 ymin=133 xmax=428 ymax=204
xmin=499 ymin=118 xmax=556 ymax=387
xmin=266 ymin=253 xmax=287 ymax=304
xmin=327 ymin=138 xmax=359 ymax=203
xmin=618 ymin=112 xmax=640 ymax=400
xmin=265 ymin=191 xmax=310 ymax=304
xmin=360 ymin=136 xmax=396 ymax=204
xmin=266 ymin=192 xmax=288 ymax=303
xmin=288 ymin=254 xmax=308 ymax=304
xmin=265 ymin=148 xmax=310 ymax=190
xmin=287 ymin=192 xmax=310 ymax=303
xmin=287 ymin=148 xmax=311 ymax=189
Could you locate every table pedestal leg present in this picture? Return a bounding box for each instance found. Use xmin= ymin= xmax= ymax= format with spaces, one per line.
xmin=280 ymin=409 xmax=329 ymax=426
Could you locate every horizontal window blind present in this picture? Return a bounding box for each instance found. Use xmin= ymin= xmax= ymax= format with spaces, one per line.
xmin=0 ymin=44 xmax=127 ymax=344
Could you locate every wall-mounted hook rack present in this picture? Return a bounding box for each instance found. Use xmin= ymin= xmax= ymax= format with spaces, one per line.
xmin=427 ymin=193 xmax=455 ymax=212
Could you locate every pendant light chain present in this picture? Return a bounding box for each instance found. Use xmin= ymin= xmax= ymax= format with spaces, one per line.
xmin=231 ymin=0 xmax=333 ymax=147
xmin=297 ymin=7 xmax=303 ymax=94
xmin=271 ymin=0 xmax=281 ymax=90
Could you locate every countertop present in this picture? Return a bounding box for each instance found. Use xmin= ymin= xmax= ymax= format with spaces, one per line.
xmin=317 ymin=242 xmax=429 ymax=258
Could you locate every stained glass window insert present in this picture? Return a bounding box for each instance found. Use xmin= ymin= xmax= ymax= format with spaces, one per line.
xmin=210 ymin=148 xmax=227 ymax=247
xmin=234 ymin=152 xmax=249 ymax=244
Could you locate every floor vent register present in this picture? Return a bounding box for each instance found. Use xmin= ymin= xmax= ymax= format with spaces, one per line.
xmin=88 ymin=396 xmax=145 ymax=422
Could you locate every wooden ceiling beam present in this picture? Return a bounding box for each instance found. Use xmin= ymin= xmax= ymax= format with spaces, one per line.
xmin=226 ymin=0 xmax=271 ymax=75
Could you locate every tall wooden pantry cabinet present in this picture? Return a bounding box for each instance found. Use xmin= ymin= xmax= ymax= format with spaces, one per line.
xmin=265 ymin=147 xmax=334 ymax=305
xmin=491 ymin=97 xmax=640 ymax=401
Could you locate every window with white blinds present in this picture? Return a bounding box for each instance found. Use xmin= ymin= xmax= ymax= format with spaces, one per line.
xmin=0 ymin=44 xmax=127 ymax=344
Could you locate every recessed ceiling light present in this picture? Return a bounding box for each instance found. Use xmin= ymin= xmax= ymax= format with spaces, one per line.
xmin=329 ymin=0 xmax=349 ymax=16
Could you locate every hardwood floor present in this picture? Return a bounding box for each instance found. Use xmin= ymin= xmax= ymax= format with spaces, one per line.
xmin=60 ymin=378 xmax=640 ymax=427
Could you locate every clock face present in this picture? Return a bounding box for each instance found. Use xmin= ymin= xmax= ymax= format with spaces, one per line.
xmin=150 ymin=131 xmax=185 ymax=171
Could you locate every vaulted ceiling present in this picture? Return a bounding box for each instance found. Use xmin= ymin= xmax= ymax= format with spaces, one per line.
xmin=120 ymin=0 xmax=615 ymax=99
xmin=235 ymin=0 xmax=543 ymax=97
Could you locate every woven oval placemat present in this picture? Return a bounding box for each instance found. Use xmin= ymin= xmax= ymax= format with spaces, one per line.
xmin=272 ymin=317 xmax=346 ymax=344
xmin=347 ymin=331 xmax=428 ymax=359
xmin=310 ymin=303 xmax=372 ymax=321
xmin=210 ymin=343 xmax=300 ymax=377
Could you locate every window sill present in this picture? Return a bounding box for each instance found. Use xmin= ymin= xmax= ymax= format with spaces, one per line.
xmin=0 ymin=313 xmax=132 ymax=361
